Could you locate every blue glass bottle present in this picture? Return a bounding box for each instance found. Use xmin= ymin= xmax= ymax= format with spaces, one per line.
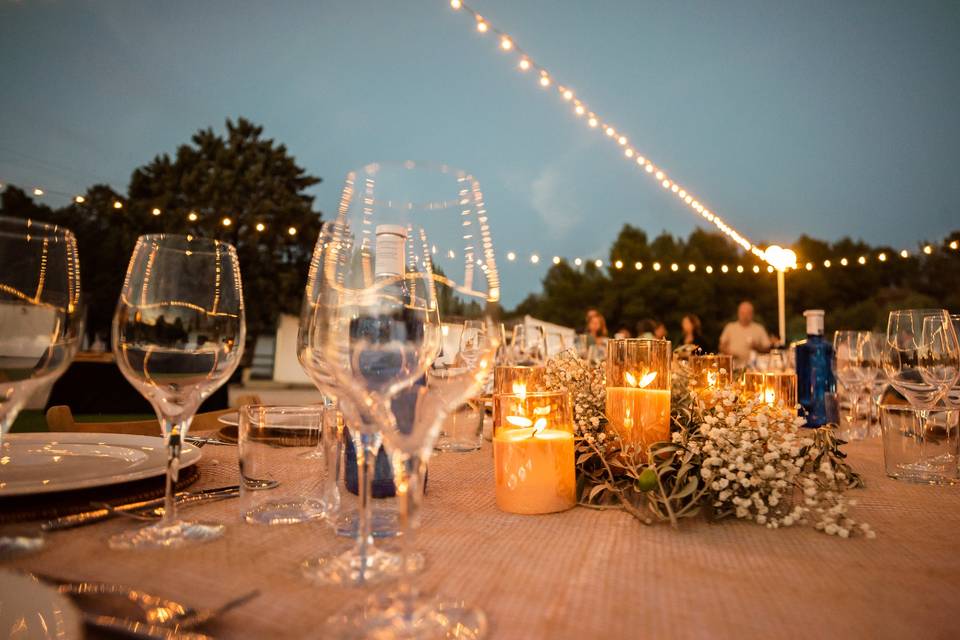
xmin=795 ymin=309 xmax=835 ymax=427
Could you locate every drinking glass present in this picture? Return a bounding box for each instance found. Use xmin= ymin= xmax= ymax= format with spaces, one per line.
xmin=834 ymin=331 xmax=869 ymax=439
xmin=0 ymin=216 xmax=83 ymax=440
xmin=948 ymin=316 xmax=960 ymax=410
xmin=238 ymin=404 xmax=330 ymax=524
xmin=879 ymin=403 xmax=959 ymax=484
xmin=884 ymin=310 xmax=959 ymax=408
xmin=111 ymin=234 xmax=244 ymax=549
xmin=511 ymin=324 xmax=546 ymax=365
xmin=316 ymin=162 xmax=497 ymax=638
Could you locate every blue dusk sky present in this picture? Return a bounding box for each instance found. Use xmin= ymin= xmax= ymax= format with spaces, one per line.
xmin=1 ymin=0 xmax=958 ymax=306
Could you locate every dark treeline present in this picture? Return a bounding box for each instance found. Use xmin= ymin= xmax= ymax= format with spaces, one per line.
xmin=512 ymin=225 xmax=960 ymax=348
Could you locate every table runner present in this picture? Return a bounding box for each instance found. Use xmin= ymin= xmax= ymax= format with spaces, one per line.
xmin=4 ymin=438 xmax=959 ymax=639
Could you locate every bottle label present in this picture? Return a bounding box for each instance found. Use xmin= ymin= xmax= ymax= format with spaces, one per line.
xmin=375 ymin=231 xmax=406 ymax=278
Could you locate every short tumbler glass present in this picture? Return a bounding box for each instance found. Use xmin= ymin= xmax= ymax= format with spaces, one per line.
xmin=434 ymin=400 xmax=485 ymax=452
xmin=879 ymin=404 xmax=959 ymax=485
xmin=238 ymin=404 xmax=334 ymax=524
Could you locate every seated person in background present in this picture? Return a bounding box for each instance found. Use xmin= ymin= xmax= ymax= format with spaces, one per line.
xmin=654 ymin=321 xmax=667 ymax=340
xmin=584 ymin=308 xmax=608 ymax=344
xmin=719 ymin=301 xmax=771 ymax=368
xmin=613 ymin=326 xmax=632 ymax=340
xmin=636 ymin=318 xmax=658 ymax=340
xmin=681 ymin=313 xmax=708 ymax=353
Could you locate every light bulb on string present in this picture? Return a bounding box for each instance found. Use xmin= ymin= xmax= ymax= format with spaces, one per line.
xmin=500 ymin=36 xmax=513 ymax=50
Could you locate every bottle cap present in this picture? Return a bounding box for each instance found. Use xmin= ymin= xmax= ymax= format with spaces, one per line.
xmin=375 ymin=224 xmax=408 ymax=238
xmin=803 ymin=309 xmax=825 ymax=335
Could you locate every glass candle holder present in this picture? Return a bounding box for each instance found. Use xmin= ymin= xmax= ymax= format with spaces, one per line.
xmin=690 ymin=354 xmax=734 ymax=391
xmin=493 ymin=391 xmax=576 ymax=514
xmin=492 ymin=365 xmax=546 ymax=435
xmin=605 ymin=339 xmax=672 ymax=455
xmin=744 ymin=371 xmax=798 ymax=408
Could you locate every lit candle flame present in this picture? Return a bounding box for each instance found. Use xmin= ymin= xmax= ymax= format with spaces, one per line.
xmin=506 ymin=415 xmax=533 ymax=428
xmin=512 ymin=381 xmax=527 ymax=400
xmin=764 ymin=388 xmax=776 ymax=405
xmin=625 ymin=370 xmax=657 ymax=388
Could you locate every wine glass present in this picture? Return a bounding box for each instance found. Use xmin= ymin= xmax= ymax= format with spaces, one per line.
xmin=317 ymin=162 xmax=497 ymax=638
xmin=834 ymin=331 xmax=869 ymax=438
xmin=511 ymin=324 xmax=546 ymax=365
xmin=885 ymin=310 xmax=959 ymax=408
xmin=948 ymin=316 xmax=960 ymax=409
xmin=110 ymin=234 xmax=244 ymax=549
xmin=0 ymin=216 xmax=83 ymax=440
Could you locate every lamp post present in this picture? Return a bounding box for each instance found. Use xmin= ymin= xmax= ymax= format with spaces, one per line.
xmin=763 ymin=245 xmax=798 ymax=342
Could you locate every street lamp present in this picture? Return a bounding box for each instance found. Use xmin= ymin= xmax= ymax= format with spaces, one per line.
xmin=764 ymin=245 xmax=798 ymax=342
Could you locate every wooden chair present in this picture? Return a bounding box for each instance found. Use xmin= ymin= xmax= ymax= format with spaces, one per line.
xmin=45 ymin=403 xmax=256 ymax=436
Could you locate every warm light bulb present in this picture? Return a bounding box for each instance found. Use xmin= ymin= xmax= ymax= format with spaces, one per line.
xmin=594 ymin=259 xmax=603 ymax=268
xmin=507 ymin=251 xmax=516 ymax=261
xmin=450 ymin=0 xmax=462 ymax=8
xmin=671 ymin=184 xmax=679 ymax=193
xmin=518 ymin=57 xmax=531 ymax=71
xmin=661 ymin=179 xmax=670 ymax=189
xmin=736 ymin=265 xmax=744 ymax=273
xmin=655 ymin=171 xmax=665 ymax=180
xmin=653 ymin=262 xmax=661 ymax=271
xmin=74 ymin=195 xmax=85 ymax=204
xmin=151 ymin=207 xmax=161 ymax=216
xmin=823 ymin=259 xmax=831 ymax=268
xmin=721 ymin=265 xmax=729 ymax=273
xmin=588 ymin=117 xmax=598 ymax=128
xmin=188 ymin=212 xmax=198 ymax=222
xmin=530 ymin=254 xmax=540 ymax=264
xmin=539 ymin=74 xmax=551 ymax=87
xmin=476 ymin=19 xmax=488 ymax=33
xmin=552 ymin=256 xmax=561 ymax=265
xmin=287 ymin=226 xmax=297 ymax=236
xmin=766 ymin=265 xmax=774 ymax=273
xmin=857 ymin=256 xmax=866 ymax=265
xmin=923 ymin=245 xmax=933 ymax=255
xmin=574 ymin=104 xmax=585 ymax=115
xmin=500 ymin=36 xmax=513 ymax=50
xmin=670 ymin=263 xmax=679 ymax=272
xmin=705 ymin=265 xmax=713 ymax=274
xmin=617 ymin=136 xmax=627 ymax=146
xmin=562 ymin=89 xmax=573 ymax=101
xmin=635 ymin=261 xmax=642 ymax=270
xmin=688 ymin=264 xmax=696 ymax=272
xmin=614 ymin=260 xmax=623 ymax=269
xmin=113 ymin=201 xmax=123 ymax=209
xmin=625 ymin=148 xmax=634 ymax=158
xmin=255 ymin=222 xmax=266 ymax=232
xmin=950 ymin=240 xmax=959 ymax=250
xmin=878 ymin=252 xmax=887 ymax=261
xmin=574 ymin=257 xmax=583 ymax=266
xmin=33 ymin=188 xmax=44 ymax=196
xmin=752 ymin=265 xmax=760 ymax=273
xmin=900 ymin=249 xmax=909 ymax=258
xmin=605 ymin=126 xmax=615 ymax=137
xmin=805 ymin=262 xmax=813 ymax=270
xmin=645 ymin=164 xmax=654 ymax=174
xmin=222 ymin=217 xmax=232 ymax=227
xmin=840 ymin=257 xmax=848 ymax=266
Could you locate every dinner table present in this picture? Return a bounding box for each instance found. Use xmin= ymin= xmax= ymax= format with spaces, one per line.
xmin=4 ymin=434 xmax=959 ymax=639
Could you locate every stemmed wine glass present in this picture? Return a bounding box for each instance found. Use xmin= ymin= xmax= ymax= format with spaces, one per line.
xmin=0 ymin=216 xmax=83 ymax=440
xmin=110 ymin=234 xmax=245 ymax=549
xmin=511 ymin=324 xmax=546 ymax=365
xmin=834 ymin=330 xmax=869 ymax=439
xmin=315 ymin=162 xmax=498 ymax=638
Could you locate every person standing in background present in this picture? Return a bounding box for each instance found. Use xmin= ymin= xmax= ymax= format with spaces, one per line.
xmin=719 ymin=301 xmax=771 ymax=368
xmin=681 ymin=313 xmax=707 ymax=353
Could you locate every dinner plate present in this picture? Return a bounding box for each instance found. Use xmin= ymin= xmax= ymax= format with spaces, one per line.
xmin=0 ymin=570 xmax=82 ymax=639
xmin=0 ymin=433 xmax=202 ymax=497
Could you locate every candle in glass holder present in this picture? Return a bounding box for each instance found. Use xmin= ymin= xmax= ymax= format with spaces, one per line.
xmin=690 ymin=354 xmax=734 ymax=391
xmin=605 ymin=339 xmax=671 ymax=455
xmin=493 ymin=391 xmax=576 ymax=514
xmin=744 ymin=371 xmax=798 ymax=407
xmin=492 ymin=365 xmax=545 ymax=435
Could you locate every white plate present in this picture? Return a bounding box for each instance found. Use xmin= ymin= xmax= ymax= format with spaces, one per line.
xmin=0 ymin=433 xmax=202 ymax=497
xmin=0 ymin=570 xmax=82 ymax=639
xmin=217 ymin=411 xmax=240 ymax=427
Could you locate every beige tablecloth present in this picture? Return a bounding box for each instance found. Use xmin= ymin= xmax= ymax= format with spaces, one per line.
xmin=6 ymin=437 xmax=960 ymax=639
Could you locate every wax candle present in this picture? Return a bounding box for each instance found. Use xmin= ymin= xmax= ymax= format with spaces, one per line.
xmin=690 ymin=354 xmax=734 ymax=391
xmin=605 ymin=339 xmax=672 ymax=457
xmin=744 ymin=371 xmax=798 ymax=407
xmin=493 ymin=390 xmax=576 ymax=514
xmin=492 ymin=365 xmax=545 ymax=435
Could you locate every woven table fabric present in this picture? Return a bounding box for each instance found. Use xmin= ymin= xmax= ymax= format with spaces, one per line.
xmin=5 ymin=437 xmax=959 ymax=639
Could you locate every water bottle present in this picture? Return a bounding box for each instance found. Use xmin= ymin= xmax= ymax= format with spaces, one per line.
xmin=795 ymin=309 xmax=836 ymax=427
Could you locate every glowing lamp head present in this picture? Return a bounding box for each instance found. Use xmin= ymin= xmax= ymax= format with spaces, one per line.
xmin=763 ymin=245 xmax=797 ymax=272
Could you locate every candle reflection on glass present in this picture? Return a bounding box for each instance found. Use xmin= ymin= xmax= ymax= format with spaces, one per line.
xmin=744 ymin=371 xmax=798 ymax=408
xmin=493 ymin=391 xmax=576 ymax=514
xmin=605 ymin=339 xmax=672 ymax=458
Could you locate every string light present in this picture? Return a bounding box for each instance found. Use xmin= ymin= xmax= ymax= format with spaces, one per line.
xmin=530 ymin=253 xmax=540 ymax=264
xmin=705 ymin=265 xmax=713 ymax=274
xmin=857 ymin=256 xmax=866 ymax=265
xmin=507 ymin=251 xmax=516 ymax=261
xmin=670 ymin=263 xmax=679 ymax=272
xmin=752 ymin=265 xmax=761 ymax=273
xmin=614 ymin=260 xmax=623 ymax=269
xmin=255 ymin=222 xmax=266 ymax=232
xmin=923 ymin=245 xmax=933 ymax=255
xmin=900 ymin=250 xmax=909 ymax=258
xmin=74 ymin=195 xmax=85 ymax=204
xmin=151 ymin=207 xmax=161 ymax=216
xmin=721 ymin=265 xmax=729 ymax=273
xmin=824 ymin=259 xmax=831 ymax=268
xmin=112 ymin=201 xmax=123 ymax=209
xmin=840 ymin=258 xmax=849 ymax=266
xmin=500 ymin=35 xmax=513 ymax=50
xmin=187 ymin=212 xmax=198 ymax=222
xmin=688 ymin=264 xmax=696 ymax=272
xmin=574 ymin=258 xmax=583 ymax=266
xmin=805 ymin=262 xmax=813 ymax=270
xmin=737 ymin=265 xmax=744 ymax=273
xmin=518 ymin=57 xmax=531 ymax=71
xmin=475 ymin=16 xmax=488 ymax=33
xmin=653 ymin=262 xmax=661 ymax=271
xmin=450 ymin=0 xmax=461 ymax=8
xmin=877 ymin=252 xmax=886 ymax=262
xmin=634 ymin=261 xmax=642 ymax=270
xmin=594 ymin=259 xmax=603 ymax=268
xmin=222 ymin=217 xmax=232 ymax=227
xmin=552 ymin=256 xmax=561 ymax=264
xmin=951 ymin=240 xmax=959 ymax=250
xmin=287 ymin=226 xmax=297 ymax=236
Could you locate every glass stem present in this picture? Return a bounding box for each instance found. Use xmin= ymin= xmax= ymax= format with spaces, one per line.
xmin=353 ymin=430 xmax=381 ymax=583
xmin=161 ymin=419 xmax=187 ymax=526
xmin=394 ymin=452 xmax=425 ymax=616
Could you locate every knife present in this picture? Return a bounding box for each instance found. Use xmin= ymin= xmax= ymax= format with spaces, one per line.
xmin=41 ymin=485 xmax=240 ymax=532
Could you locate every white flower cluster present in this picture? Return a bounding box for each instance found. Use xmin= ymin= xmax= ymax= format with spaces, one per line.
xmin=543 ymin=352 xmax=607 ymax=438
xmin=678 ymin=388 xmax=874 ymax=538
